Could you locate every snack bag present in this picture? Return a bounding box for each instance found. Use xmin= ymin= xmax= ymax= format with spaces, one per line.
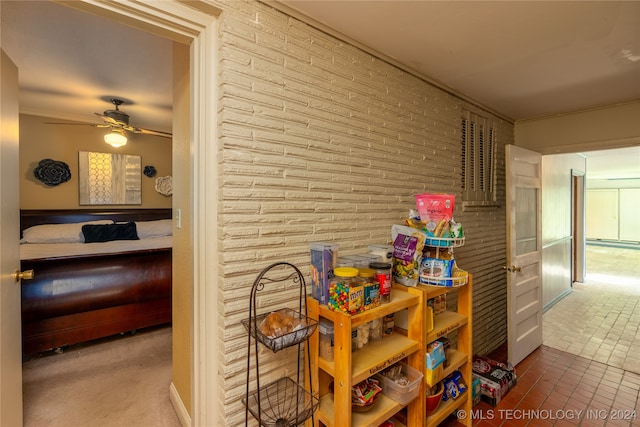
xmin=391 ymin=224 xmax=426 ymax=287
xmin=419 ymin=257 xmax=454 ymax=286
xmin=415 ymin=193 xmax=455 ymax=237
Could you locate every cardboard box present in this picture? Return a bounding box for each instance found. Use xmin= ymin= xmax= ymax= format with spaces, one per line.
xmin=310 ymin=242 xmax=338 ymax=304
xmin=472 ymin=355 xmax=517 ymax=406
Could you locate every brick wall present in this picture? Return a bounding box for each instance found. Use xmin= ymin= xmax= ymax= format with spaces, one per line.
xmin=217 ymin=1 xmax=513 ymax=424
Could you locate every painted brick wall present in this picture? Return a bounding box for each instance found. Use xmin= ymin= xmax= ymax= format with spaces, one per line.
xmin=217 ymin=1 xmax=513 ymax=424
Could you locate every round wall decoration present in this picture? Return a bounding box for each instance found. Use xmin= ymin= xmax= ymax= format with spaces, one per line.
xmin=155 ymin=176 xmax=173 ymax=196
xmin=144 ymin=165 xmax=157 ymax=178
xmin=34 ymin=159 xmax=71 ymax=186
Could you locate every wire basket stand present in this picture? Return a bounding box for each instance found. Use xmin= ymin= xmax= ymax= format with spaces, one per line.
xmin=243 ymin=262 xmax=318 ymax=427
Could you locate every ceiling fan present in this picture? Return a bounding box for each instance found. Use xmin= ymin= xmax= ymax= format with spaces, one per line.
xmin=47 ymin=98 xmax=172 ymax=147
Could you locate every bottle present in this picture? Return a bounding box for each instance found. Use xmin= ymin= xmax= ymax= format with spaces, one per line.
xmin=370 ymin=262 xmax=392 ymax=303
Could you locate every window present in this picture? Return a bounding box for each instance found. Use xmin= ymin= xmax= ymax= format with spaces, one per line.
xmin=461 ymin=110 xmax=496 ymax=203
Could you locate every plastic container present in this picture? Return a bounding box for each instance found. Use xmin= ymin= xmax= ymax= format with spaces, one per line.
xmin=318 ymin=319 xmax=334 ymax=362
xmin=368 ymin=317 xmax=383 ymax=341
xmin=370 ymin=262 xmax=392 ymax=303
xmin=374 ymin=362 xmax=423 ymax=405
xmin=382 ymin=313 xmax=395 ymax=338
xmin=310 ymin=242 xmax=339 ymax=304
xmin=368 ymin=244 xmax=394 ymax=262
xmin=359 ymin=268 xmax=380 ymax=310
xmin=328 ymin=267 xmax=362 ymax=314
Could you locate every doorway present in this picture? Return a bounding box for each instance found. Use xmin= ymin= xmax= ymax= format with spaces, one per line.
xmin=1 ymin=1 xmax=219 ymax=425
xmin=543 ymin=147 xmax=640 ymax=375
xmin=4 ymin=2 xmax=175 ymax=423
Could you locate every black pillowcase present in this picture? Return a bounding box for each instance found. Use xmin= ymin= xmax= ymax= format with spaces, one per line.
xmin=82 ymin=222 xmax=139 ymax=243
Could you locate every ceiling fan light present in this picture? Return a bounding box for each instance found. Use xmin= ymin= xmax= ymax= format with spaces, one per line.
xmin=104 ymin=128 xmax=127 ymax=147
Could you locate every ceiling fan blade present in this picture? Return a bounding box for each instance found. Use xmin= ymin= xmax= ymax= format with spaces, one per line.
xmin=45 ymin=122 xmax=110 ymax=128
xmin=94 ymin=112 xmax=120 ymax=126
xmin=129 ymin=126 xmax=173 ymax=139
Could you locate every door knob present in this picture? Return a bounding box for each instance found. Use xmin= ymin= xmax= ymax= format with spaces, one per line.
xmin=502 ymin=265 xmax=521 ymax=273
xmin=13 ymin=269 xmax=34 ymax=282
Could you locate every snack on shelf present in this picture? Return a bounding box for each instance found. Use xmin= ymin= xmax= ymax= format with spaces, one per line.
xmin=423 ymin=246 xmax=454 ymax=260
xmin=415 ymin=193 xmax=455 ymax=237
xmin=351 ymin=378 xmax=382 ymax=407
xmin=452 ymin=261 xmax=469 ymax=282
xmin=441 ymin=370 xmax=467 ymax=401
xmin=391 ymin=224 xmax=426 ymax=287
xmin=419 ymin=257 xmax=454 ymax=286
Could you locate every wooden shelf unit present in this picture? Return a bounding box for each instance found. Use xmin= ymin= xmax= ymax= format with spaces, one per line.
xmin=307 ymin=285 xmax=425 ymax=427
xmin=419 ymin=275 xmax=473 ymax=427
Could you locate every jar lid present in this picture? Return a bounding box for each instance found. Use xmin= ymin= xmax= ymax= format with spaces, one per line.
xmin=370 ymin=262 xmax=392 ymax=269
xmin=334 ymin=267 xmax=359 ymax=277
xmin=358 ymin=268 xmax=375 ymax=278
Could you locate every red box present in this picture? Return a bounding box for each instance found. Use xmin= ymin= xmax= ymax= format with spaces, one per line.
xmin=472 ymin=355 xmax=517 ymax=406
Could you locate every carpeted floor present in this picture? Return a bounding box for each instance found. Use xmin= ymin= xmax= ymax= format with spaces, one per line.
xmin=22 ymin=325 xmax=180 ymax=427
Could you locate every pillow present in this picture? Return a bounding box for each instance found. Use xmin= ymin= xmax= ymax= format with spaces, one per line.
xmin=21 ymin=220 xmax=113 ymax=244
xmin=135 ymin=219 xmax=173 ymax=239
xmin=82 ymin=222 xmax=139 ymax=243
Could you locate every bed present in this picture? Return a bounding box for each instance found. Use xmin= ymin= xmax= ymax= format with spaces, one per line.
xmin=20 ymin=209 xmax=172 ymax=356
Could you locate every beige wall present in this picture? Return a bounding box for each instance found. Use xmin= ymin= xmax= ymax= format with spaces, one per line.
xmin=19 ymin=114 xmax=172 ymax=209
xmin=214 ymin=1 xmax=513 ymax=424
xmin=515 ymin=101 xmax=640 ymax=154
xmin=541 ymin=153 xmax=586 ymax=308
xmin=171 ymin=42 xmax=191 ymax=415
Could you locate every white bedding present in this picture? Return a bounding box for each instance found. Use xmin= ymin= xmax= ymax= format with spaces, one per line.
xmin=20 ymin=236 xmax=172 ymax=261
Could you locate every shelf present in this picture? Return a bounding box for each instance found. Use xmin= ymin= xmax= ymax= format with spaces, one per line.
xmin=424 ymin=236 xmax=465 ymax=248
xmin=318 ymin=392 xmax=405 ymax=427
xmin=426 ymin=390 xmax=468 ymax=426
xmin=308 ymin=285 xmax=424 ymax=427
xmin=243 ymin=377 xmax=319 ymax=427
xmin=317 ymin=287 xmax=419 ymax=328
xmin=418 ymin=274 xmax=468 ymax=287
xmin=426 ymin=310 xmax=468 ymax=343
xmin=318 ymin=333 xmax=420 ymax=385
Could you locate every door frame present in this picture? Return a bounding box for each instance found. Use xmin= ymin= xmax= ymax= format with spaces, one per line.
xmin=53 ymin=1 xmax=220 ymax=425
xmin=571 ymin=169 xmax=586 ymax=284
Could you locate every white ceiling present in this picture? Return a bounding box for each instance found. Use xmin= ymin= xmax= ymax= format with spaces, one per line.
xmin=1 ymin=1 xmax=173 ymax=134
xmin=1 ymin=1 xmax=638 ymax=179
xmin=277 ymin=0 xmax=640 ymax=121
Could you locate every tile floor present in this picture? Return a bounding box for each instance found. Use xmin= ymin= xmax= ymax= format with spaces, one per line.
xmin=440 ymin=244 xmax=640 ymax=426
xmin=543 ymin=245 xmax=640 ymax=374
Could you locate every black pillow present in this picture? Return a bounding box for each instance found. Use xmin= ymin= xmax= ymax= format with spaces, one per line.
xmin=82 ymin=222 xmax=139 ymax=243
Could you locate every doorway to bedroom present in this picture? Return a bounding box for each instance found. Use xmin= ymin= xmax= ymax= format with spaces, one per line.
xmin=2 ymin=1 xmax=178 ymax=425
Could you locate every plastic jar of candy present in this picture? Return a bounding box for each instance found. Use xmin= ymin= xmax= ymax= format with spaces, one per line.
xmin=359 ymin=268 xmax=380 ymax=310
xmin=328 ymin=267 xmax=362 ymax=314
xmin=370 ymin=262 xmax=392 ymax=303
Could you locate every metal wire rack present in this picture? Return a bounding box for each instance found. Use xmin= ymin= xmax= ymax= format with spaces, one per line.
xmin=243 ymin=262 xmax=318 ymax=427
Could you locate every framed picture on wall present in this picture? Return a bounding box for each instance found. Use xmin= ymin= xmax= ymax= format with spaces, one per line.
xmin=78 ymin=151 xmax=141 ymax=205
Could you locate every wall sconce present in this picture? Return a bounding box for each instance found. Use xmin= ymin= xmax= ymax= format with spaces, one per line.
xmin=104 ymin=128 xmax=128 ymax=147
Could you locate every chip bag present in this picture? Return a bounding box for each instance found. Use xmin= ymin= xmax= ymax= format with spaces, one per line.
xmin=391 ymin=224 xmax=426 ymax=287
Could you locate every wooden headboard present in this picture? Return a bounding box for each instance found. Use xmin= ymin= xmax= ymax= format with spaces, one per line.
xmin=20 ymin=209 xmax=172 ymax=234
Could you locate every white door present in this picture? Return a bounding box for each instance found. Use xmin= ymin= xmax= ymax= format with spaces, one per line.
xmin=505 ymin=145 xmax=543 ymax=366
xmin=0 ymin=49 xmax=23 ymax=427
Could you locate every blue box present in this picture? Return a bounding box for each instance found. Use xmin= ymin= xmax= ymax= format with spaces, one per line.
xmin=310 ymin=242 xmax=338 ymax=304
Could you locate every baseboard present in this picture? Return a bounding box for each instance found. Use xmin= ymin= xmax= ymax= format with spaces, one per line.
xmin=170 ymin=382 xmax=191 ymax=427
xmin=543 ymin=287 xmax=573 ymax=313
